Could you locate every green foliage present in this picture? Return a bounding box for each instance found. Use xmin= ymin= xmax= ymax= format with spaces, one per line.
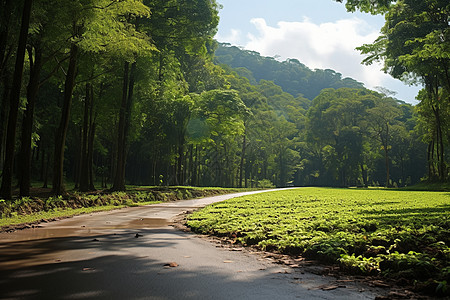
xmin=215 ymin=43 xmax=364 ymax=100
xmin=187 ymin=188 xmax=450 ymax=290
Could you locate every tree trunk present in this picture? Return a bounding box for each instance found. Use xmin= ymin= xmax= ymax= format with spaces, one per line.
xmin=112 ymin=62 xmax=129 ymax=191
xmin=177 ymin=136 xmax=184 ymax=185
xmin=434 ymin=107 xmax=445 ymax=181
xmin=0 ymin=0 xmax=32 ymax=200
xmin=0 ymin=75 xmax=10 ymax=168
xmin=239 ymin=130 xmax=247 ymax=188
xmin=360 ymin=163 xmax=368 ymax=187
xmin=52 ymin=43 xmax=78 ymax=195
xmin=427 ymin=141 xmax=433 ymax=180
xmin=19 ymin=44 xmax=42 ymax=197
xmin=88 ymin=120 xmax=96 ymax=190
xmin=79 ymin=83 xmax=90 ymax=192
xmin=74 ymin=127 xmax=82 ymax=189
xmin=42 ymin=150 xmax=49 ymax=188
xmin=112 ymin=61 xmax=136 ymax=191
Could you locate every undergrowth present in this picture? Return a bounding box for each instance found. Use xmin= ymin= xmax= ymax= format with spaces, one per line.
xmin=0 ymin=187 xmax=241 ymax=228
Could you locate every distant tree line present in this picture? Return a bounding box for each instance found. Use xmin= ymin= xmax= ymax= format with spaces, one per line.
xmin=0 ymin=0 xmax=447 ymax=200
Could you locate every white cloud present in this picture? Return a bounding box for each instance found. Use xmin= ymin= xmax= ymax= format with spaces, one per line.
xmin=216 ymin=17 xmax=422 ymax=104
xmin=245 ymin=17 xmax=387 ymax=89
xmin=215 ymin=29 xmax=243 ymax=46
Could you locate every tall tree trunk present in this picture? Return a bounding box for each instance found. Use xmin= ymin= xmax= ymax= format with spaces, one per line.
xmin=88 ymin=119 xmax=96 ymax=190
xmin=360 ymin=163 xmax=368 ymax=187
xmin=42 ymin=150 xmax=49 ymax=188
xmin=384 ymin=147 xmax=390 ymax=187
xmin=427 ymin=141 xmax=433 ymax=180
xmin=0 ymin=0 xmax=32 ymax=200
xmin=39 ymin=147 xmax=45 ymax=181
xmin=52 ymin=43 xmax=78 ymax=195
xmin=112 ymin=61 xmax=136 ymax=191
xmin=19 ymin=44 xmax=42 ymax=197
xmin=238 ymin=130 xmax=247 ymax=188
xmin=112 ymin=62 xmax=129 ymax=191
xmin=176 ymin=136 xmax=184 ymax=185
xmin=74 ymin=127 xmax=82 ymax=189
xmin=434 ymin=107 xmax=445 ymax=181
xmin=0 ymin=75 xmax=10 ymax=168
xmin=79 ymin=83 xmax=90 ymax=192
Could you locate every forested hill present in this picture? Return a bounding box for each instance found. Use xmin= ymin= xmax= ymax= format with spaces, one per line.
xmin=215 ymin=43 xmax=364 ymax=100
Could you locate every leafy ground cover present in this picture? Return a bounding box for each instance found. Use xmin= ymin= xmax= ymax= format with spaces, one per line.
xmin=0 ymin=186 xmax=242 ymax=229
xmin=187 ymin=188 xmax=450 ymax=295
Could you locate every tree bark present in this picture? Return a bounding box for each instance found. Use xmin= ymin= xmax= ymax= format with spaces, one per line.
xmin=88 ymin=117 xmax=96 ymax=190
xmin=79 ymin=83 xmax=90 ymax=192
xmin=52 ymin=43 xmax=78 ymax=195
xmin=112 ymin=61 xmax=136 ymax=191
xmin=0 ymin=0 xmax=32 ymax=200
xmin=0 ymin=75 xmax=10 ymax=168
xmin=19 ymin=44 xmax=42 ymax=197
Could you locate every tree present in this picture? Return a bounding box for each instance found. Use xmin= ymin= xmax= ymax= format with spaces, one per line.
xmin=365 ymin=97 xmax=401 ymax=187
xmin=50 ymin=0 xmax=152 ymax=194
xmin=356 ymin=0 xmax=450 ymax=181
xmin=0 ymin=0 xmax=33 ymax=200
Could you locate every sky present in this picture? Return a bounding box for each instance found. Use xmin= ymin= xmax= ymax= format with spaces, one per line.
xmin=214 ymin=0 xmax=422 ymax=104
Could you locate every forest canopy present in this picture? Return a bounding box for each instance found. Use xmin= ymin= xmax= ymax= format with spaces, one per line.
xmin=0 ymin=0 xmax=448 ymax=199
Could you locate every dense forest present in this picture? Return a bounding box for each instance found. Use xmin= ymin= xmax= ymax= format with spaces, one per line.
xmin=0 ymin=0 xmax=449 ymax=199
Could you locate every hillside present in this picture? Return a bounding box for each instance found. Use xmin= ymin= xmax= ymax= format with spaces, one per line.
xmin=214 ymin=43 xmax=364 ymax=100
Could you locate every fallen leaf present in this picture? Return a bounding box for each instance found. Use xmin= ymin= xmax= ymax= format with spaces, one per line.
xmin=164 ymin=262 xmax=178 ymax=267
xmin=223 ymin=260 xmax=234 ymax=263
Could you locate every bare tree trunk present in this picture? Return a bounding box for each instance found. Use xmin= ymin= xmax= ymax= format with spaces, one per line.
xmin=42 ymin=151 xmax=50 ymax=188
xmin=88 ymin=120 xmax=96 ymax=190
xmin=19 ymin=45 xmax=42 ymax=197
xmin=52 ymin=43 xmax=78 ymax=195
xmin=112 ymin=61 xmax=136 ymax=191
xmin=79 ymin=83 xmax=90 ymax=192
xmin=0 ymin=0 xmax=32 ymax=199
xmin=0 ymin=75 xmax=10 ymax=169
xmin=112 ymin=62 xmax=129 ymax=191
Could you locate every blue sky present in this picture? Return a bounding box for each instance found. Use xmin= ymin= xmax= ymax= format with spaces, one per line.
xmin=215 ymin=0 xmax=422 ymax=104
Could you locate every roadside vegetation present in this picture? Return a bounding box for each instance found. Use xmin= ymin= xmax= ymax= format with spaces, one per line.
xmin=187 ymin=188 xmax=450 ymax=296
xmin=0 ymin=186 xmax=242 ymax=229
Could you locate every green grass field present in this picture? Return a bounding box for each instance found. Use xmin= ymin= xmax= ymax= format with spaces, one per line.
xmin=187 ymin=188 xmax=450 ymax=294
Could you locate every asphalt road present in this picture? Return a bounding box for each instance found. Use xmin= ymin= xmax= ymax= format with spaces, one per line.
xmin=0 ymin=189 xmax=385 ymax=299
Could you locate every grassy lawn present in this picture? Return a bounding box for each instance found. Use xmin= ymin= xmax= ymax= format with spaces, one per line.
xmin=187 ymin=187 xmax=450 ymax=294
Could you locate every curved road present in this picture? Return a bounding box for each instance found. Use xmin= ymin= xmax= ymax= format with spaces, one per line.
xmin=0 ymin=189 xmax=385 ymax=299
